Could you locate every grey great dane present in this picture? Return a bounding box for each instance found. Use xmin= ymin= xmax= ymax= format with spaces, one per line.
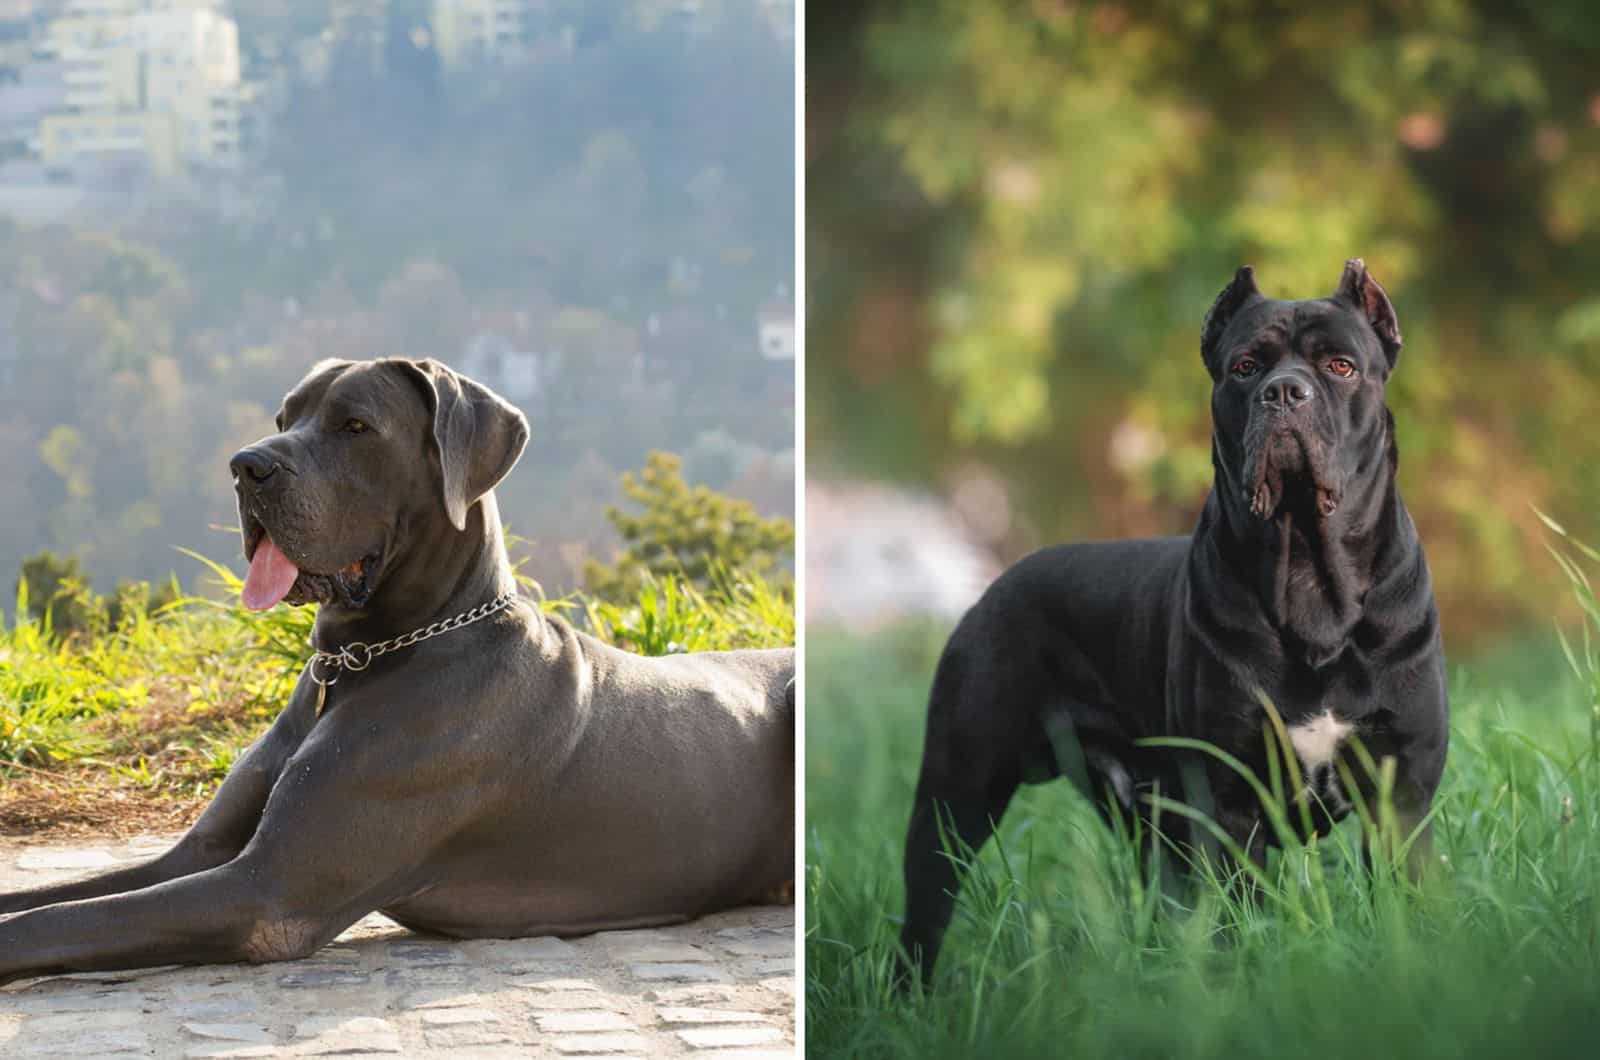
xmin=0 ymin=357 xmax=794 ymax=983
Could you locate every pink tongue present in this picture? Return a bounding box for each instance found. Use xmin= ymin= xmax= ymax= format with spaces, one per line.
xmin=242 ymin=535 xmax=301 ymax=611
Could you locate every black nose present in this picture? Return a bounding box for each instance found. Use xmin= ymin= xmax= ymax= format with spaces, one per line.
xmin=1260 ymin=373 xmax=1313 ymax=411
xmin=230 ymin=447 xmax=279 ymax=484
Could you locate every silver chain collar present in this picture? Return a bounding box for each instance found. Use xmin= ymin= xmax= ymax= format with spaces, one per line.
xmin=306 ymin=591 xmax=518 ymax=688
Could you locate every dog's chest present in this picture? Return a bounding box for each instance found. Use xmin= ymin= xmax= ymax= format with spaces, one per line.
xmin=1286 ymin=709 xmax=1355 ymax=813
xmin=1288 ymin=710 xmax=1352 ymax=771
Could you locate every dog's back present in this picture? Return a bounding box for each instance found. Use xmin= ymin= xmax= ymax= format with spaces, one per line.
xmin=932 ymin=536 xmax=1191 ymax=740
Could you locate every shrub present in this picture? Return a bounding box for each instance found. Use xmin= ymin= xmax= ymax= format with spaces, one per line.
xmin=584 ymin=451 xmax=794 ymax=601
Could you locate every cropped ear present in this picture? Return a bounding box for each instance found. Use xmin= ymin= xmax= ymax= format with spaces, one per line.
xmin=1334 ymin=258 xmax=1402 ymax=368
xmin=1200 ymin=266 xmax=1262 ymax=379
xmin=389 ymin=358 xmax=530 ymax=531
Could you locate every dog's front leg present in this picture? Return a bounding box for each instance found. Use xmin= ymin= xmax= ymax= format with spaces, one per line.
xmin=1396 ymin=809 xmax=1435 ymax=882
xmin=1358 ymin=717 xmax=1446 ymax=886
xmin=0 ymin=692 xmax=314 ymax=916
xmin=0 ymin=692 xmax=495 ymax=983
xmin=1361 ymin=791 xmax=1437 ymax=885
xmin=0 ymin=831 xmax=238 ymax=918
xmin=0 ymin=853 xmax=356 ymax=985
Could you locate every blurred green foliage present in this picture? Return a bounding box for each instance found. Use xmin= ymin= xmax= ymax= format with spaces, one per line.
xmin=585 ymin=451 xmax=796 ymax=600
xmin=808 ymin=0 xmax=1600 ymax=643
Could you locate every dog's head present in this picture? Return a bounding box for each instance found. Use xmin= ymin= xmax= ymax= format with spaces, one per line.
xmin=229 ymin=357 xmax=529 ymax=611
xmin=1200 ymin=259 xmax=1402 ymax=523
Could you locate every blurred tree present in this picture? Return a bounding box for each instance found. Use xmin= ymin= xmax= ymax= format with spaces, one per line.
xmin=539 ymin=307 xmax=666 ymax=466
xmin=82 ymin=234 xmax=181 ymax=309
xmin=38 ymin=425 xmax=92 ymax=501
xmin=684 ymin=427 xmax=762 ymax=490
xmin=808 ymin=0 xmax=1600 ymax=641
xmin=16 ymin=550 xmax=94 ymax=634
xmin=376 ymin=259 xmax=471 ymax=358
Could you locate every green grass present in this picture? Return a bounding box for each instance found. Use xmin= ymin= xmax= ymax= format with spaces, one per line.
xmin=0 ymin=556 xmax=793 ymax=819
xmin=806 ymin=536 xmax=1600 ymax=1058
xmin=0 ymin=572 xmax=290 ymax=793
xmin=583 ymin=569 xmax=795 ymax=655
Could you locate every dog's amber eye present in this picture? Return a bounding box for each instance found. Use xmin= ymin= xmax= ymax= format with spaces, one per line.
xmin=1231 ymin=357 xmax=1259 ymax=378
xmin=1326 ymin=358 xmax=1356 ymax=378
xmin=343 ymin=418 xmax=370 ymax=434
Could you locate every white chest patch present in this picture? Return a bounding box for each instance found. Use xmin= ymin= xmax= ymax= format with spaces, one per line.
xmin=1288 ymin=711 xmax=1353 ymax=771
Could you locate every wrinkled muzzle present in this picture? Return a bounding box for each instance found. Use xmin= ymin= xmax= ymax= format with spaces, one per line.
xmin=1240 ymin=413 xmax=1344 ymax=520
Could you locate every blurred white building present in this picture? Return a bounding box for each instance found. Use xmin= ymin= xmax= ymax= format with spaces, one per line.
xmin=34 ymin=0 xmax=253 ymax=175
xmin=430 ymin=0 xmax=526 ymax=70
xmin=806 ymin=481 xmax=999 ymax=631
xmin=458 ymin=329 xmax=553 ymax=404
xmin=758 ymin=299 xmax=794 ymax=361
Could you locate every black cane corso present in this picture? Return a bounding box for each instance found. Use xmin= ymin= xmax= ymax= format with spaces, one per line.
xmin=899 ymin=260 xmax=1447 ymax=981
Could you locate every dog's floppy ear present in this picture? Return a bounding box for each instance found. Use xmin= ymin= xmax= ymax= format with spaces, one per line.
xmin=1200 ymin=266 xmax=1262 ymax=379
xmin=390 ymin=358 xmax=530 ymax=531
xmin=1334 ymin=258 xmax=1402 ymax=368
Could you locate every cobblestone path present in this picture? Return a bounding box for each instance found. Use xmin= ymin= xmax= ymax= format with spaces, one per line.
xmin=0 ymin=834 xmax=795 ymax=1058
